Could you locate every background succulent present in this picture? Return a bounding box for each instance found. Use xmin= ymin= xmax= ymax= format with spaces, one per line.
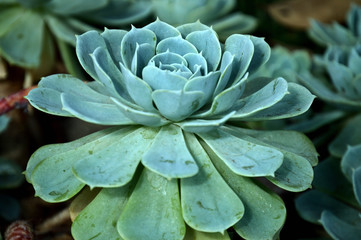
xmin=150 ymin=0 xmax=257 ymax=41
xmin=0 ymin=0 xmax=152 ymax=77
xmin=296 ymin=150 xmax=361 ymax=240
xmin=25 ymin=19 xmax=317 ymax=240
xmin=308 ymin=4 xmax=361 ymax=47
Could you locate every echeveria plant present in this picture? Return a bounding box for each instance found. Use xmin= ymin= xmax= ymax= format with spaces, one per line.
xmin=250 ymin=45 xmax=311 ymax=83
xmin=296 ymin=151 xmax=361 ymax=240
xmin=299 ymin=44 xmax=361 ymax=157
xmin=25 ymin=19 xmax=317 ymax=240
xmin=308 ymin=4 xmax=361 ymax=47
xmin=150 ymin=0 xmax=257 ymax=41
xmin=0 ymin=0 xmax=151 ymax=73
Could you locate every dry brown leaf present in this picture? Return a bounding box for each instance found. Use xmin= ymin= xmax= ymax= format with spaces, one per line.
xmin=268 ymin=0 xmax=361 ymax=29
xmin=69 ymin=187 xmax=100 ymax=221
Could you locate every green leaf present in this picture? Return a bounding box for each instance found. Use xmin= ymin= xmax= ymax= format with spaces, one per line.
xmin=202 ymin=141 xmax=286 ymax=240
xmin=212 ymin=13 xmax=257 ymax=41
xmin=184 ymin=227 xmax=231 ymax=240
xmin=44 ymin=0 xmax=107 ymax=15
xmin=181 ymin=133 xmax=244 ymax=232
xmin=314 ymin=157 xmax=357 ymax=207
xmin=72 ymin=127 xmax=158 ymax=188
xmin=296 ymin=190 xmax=361 ymax=225
xmin=46 ymin=15 xmax=77 ymax=46
xmin=341 ymin=145 xmax=361 ymax=182
xmin=72 ymin=184 xmax=136 ymax=240
xmin=143 ymin=65 xmax=188 ymax=91
xmin=321 ymin=211 xmax=361 ymax=240
xmin=330 ymin=114 xmax=361 ymax=158
xmin=213 ymin=51 xmax=234 ymax=96
xmin=142 ymin=124 xmax=198 ymax=179
xmin=101 ymin=28 xmax=127 ymax=65
xmin=117 ymin=169 xmax=185 ymax=240
xmin=198 ymin=129 xmax=283 ymax=177
xmin=0 ymin=159 xmax=23 ymax=189
xmin=247 ymin=36 xmax=271 ymax=74
xmin=0 ymin=9 xmax=44 ymax=67
xmin=241 ymin=83 xmax=315 ymax=121
xmin=352 ymin=167 xmax=361 ymax=206
xmin=28 ymin=127 xmax=132 ymax=202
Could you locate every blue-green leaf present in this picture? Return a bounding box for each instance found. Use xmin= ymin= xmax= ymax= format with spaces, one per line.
xmin=142 ymin=65 xmax=188 ymax=91
xmin=0 ymin=9 xmax=44 ymax=67
xmin=353 ymin=167 xmax=361 ymax=206
xmin=117 ymin=169 xmax=185 ymax=240
xmin=232 ymin=78 xmax=288 ymax=118
xmin=341 ymin=145 xmax=361 ymax=182
xmin=72 ymin=127 xmax=158 ymax=188
xmin=186 ymin=29 xmax=221 ymax=71
xmin=157 ymin=36 xmax=198 ymax=56
xmin=76 ymin=31 xmax=107 ymax=80
xmin=111 ymin=97 xmax=169 ymax=127
xmin=181 ymin=133 xmax=244 ymax=232
xmin=152 ymin=89 xmax=204 ymax=121
xmin=203 ymin=142 xmax=286 ymax=240
xmin=247 ymin=36 xmax=271 ymax=73
xmin=72 ymin=186 xmax=134 ymax=240
xmin=330 ymin=114 xmax=361 ymax=158
xmin=144 ymin=19 xmax=180 ymax=42
xmin=198 ymin=129 xmax=283 ymax=177
xmin=44 ymin=0 xmax=107 ymax=15
xmin=321 ymin=211 xmax=361 ymax=240
xmin=121 ymin=27 xmax=156 ymax=69
xmin=142 ymin=124 xmax=198 ymax=179
xmin=101 ymin=28 xmax=127 ymax=65
xmin=213 ymin=51 xmax=234 ymax=96
xmin=240 ymin=83 xmax=315 ymax=121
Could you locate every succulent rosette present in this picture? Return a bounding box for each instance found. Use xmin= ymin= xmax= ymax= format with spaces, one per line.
xmin=26 ymin=19 xmax=317 ymax=240
xmin=308 ymin=4 xmax=361 ymax=47
xmin=0 ymin=0 xmax=151 ymax=73
xmin=296 ymin=151 xmax=361 ymax=240
xmin=150 ymin=0 xmax=257 ymax=41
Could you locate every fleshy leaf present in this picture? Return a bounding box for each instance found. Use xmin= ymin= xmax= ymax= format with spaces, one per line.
xmin=111 ymin=97 xmax=169 ymax=127
xmin=224 ymin=34 xmax=254 ymax=80
xmin=341 ymin=145 xmax=361 ymax=182
xmin=213 ymin=51 xmax=234 ymax=96
xmin=142 ymin=65 xmax=188 ymax=91
xmin=247 ymin=36 xmax=271 ymax=73
xmin=181 ymin=133 xmax=244 ymax=232
xmin=330 ymin=114 xmax=361 ymax=158
xmin=202 ymin=141 xmax=286 ymax=240
xmin=142 ymin=124 xmax=198 ymax=179
xmin=176 ymin=21 xmax=210 ymax=38
xmin=198 ymin=129 xmax=283 ymax=177
xmin=222 ymin=126 xmax=314 ymax=191
xmin=321 ymin=211 xmax=361 ymax=240
xmin=101 ymin=28 xmax=127 ymax=65
xmin=61 ymin=93 xmax=134 ymax=125
xmin=29 ymin=127 xmax=132 ymax=202
xmin=73 ymin=127 xmax=158 ymax=188
xmin=117 ymin=169 xmax=185 ymax=240
xmin=184 ymin=228 xmax=231 ymax=240
xmin=186 ymin=29 xmax=222 ymax=71
xmin=144 ymin=19 xmax=181 ymax=42
xmin=157 ymin=36 xmax=198 ymax=55
xmin=240 ymin=83 xmax=315 ymax=121
xmin=121 ymin=27 xmax=156 ymax=69
xmin=232 ymin=77 xmax=288 ymax=118
xmin=194 ymin=74 xmax=247 ymax=118
xmin=72 ymin=185 xmax=135 ymax=240
xmin=44 ymin=0 xmax=107 ymax=15
xmin=353 ymin=167 xmax=361 ymax=206
xmin=177 ymin=111 xmax=235 ymax=133
xmin=0 ymin=9 xmax=44 ymax=67
xmin=184 ymin=52 xmax=208 ymax=74
xmin=152 ymin=89 xmax=204 ymax=121
xmin=296 ymin=190 xmax=361 ymax=225
xmin=120 ymin=63 xmax=155 ymax=111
